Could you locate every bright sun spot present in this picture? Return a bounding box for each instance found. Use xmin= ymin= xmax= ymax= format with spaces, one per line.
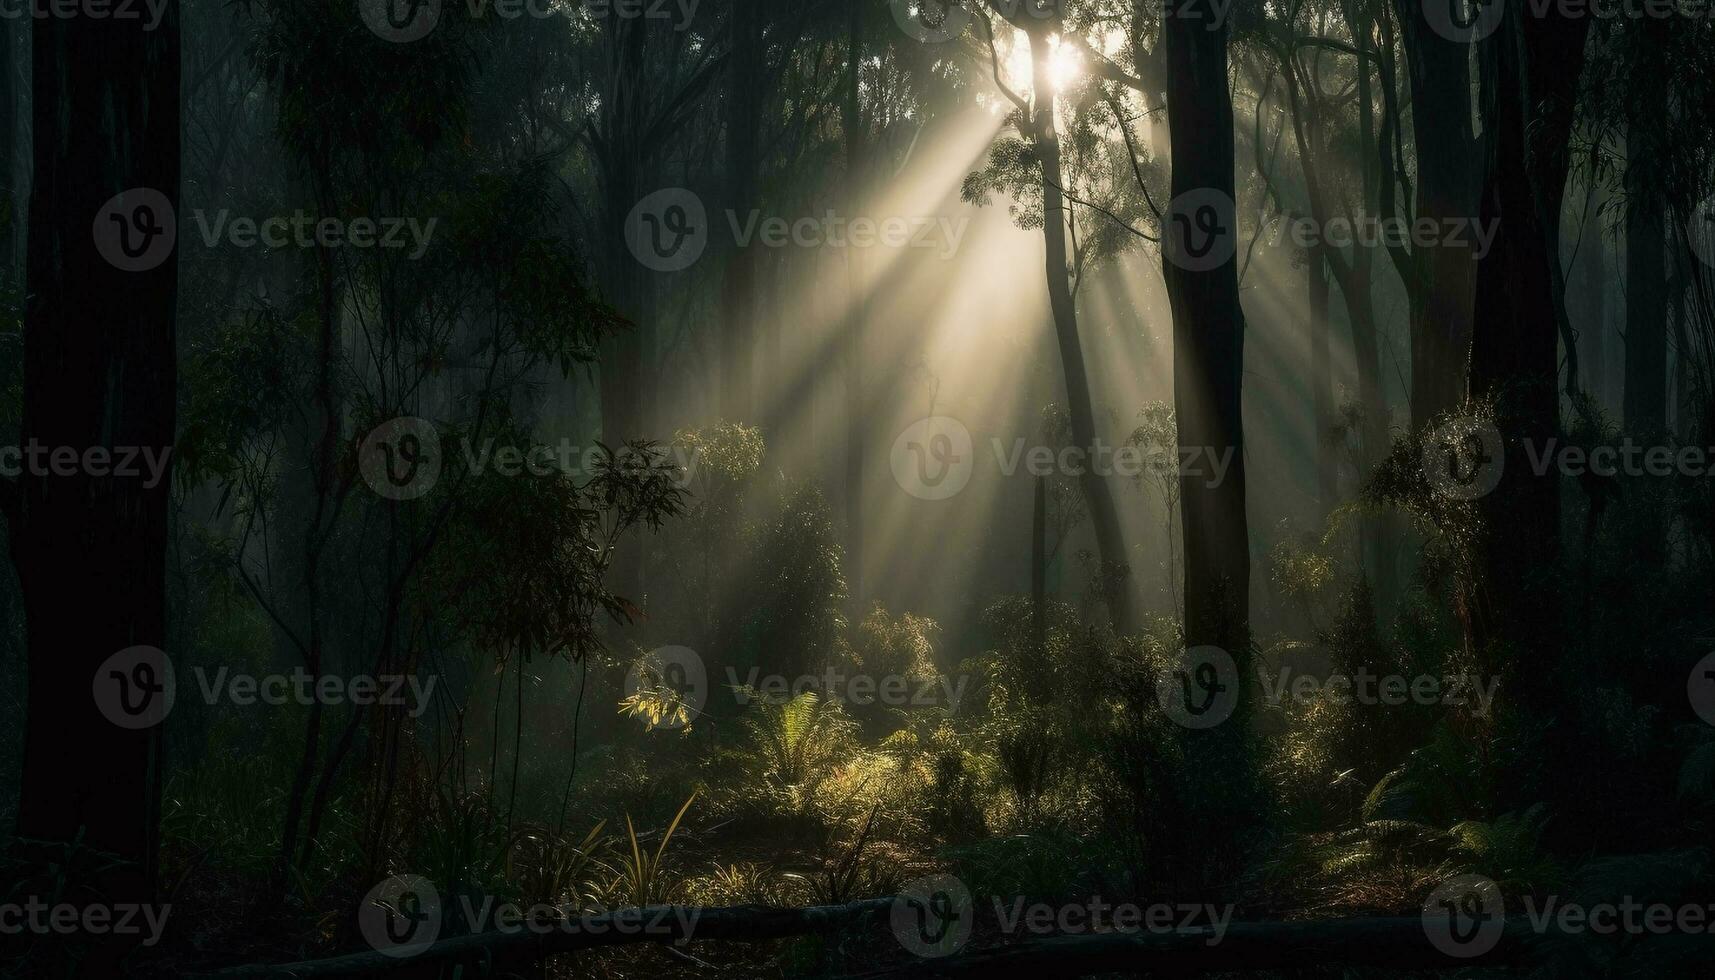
xmin=1000 ymin=32 xmax=1085 ymax=97
xmin=1049 ymin=36 xmax=1084 ymax=90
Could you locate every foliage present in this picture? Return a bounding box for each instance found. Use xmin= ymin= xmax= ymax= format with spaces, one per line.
xmin=603 ymin=792 xmax=698 ymax=908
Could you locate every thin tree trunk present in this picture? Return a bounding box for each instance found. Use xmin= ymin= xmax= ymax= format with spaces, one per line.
xmin=1624 ymin=119 xmax=1667 ymax=434
xmin=0 ymin=18 xmax=15 ymax=277
xmin=719 ymin=0 xmax=761 ymax=424
xmin=1026 ymin=26 xmax=1136 ymax=633
xmin=842 ymin=1 xmax=866 ymax=609
xmin=1309 ymin=246 xmax=1335 ymax=514
xmin=1033 ymin=474 xmax=1047 ymax=657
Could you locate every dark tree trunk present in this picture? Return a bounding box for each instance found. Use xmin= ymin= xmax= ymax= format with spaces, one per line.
xmin=1623 ymin=120 xmax=1667 ymax=434
xmin=842 ymin=0 xmax=866 ymax=608
xmin=1308 ymin=246 xmax=1335 ymax=514
xmin=1165 ymin=0 xmax=1249 ymax=656
xmin=1272 ymin=15 xmax=1390 ymax=601
xmin=597 ymin=20 xmax=649 ymax=448
xmin=1162 ymin=0 xmax=1254 ymax=894
xmin=1572 ymin=181 xmax=1609 ymax=411
xmin=1032 ymin=474 xmax=1047 ymax=657
xmin=1394 ymin=0 xmax=1478 ymax=429
xmin=1469 ymin=3 xmax=1587 ymax=707
xmin=9 ymin=7 xmax=180 ymax=903
xmin=1026 ymin=25 xmax=1136 ymax=633
xmin=719 ymin=0 xmax=761 ymax=424
xmin=0 ymin=18 xmax=16 ymax=276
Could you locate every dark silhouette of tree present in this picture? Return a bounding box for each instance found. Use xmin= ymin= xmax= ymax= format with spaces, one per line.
xmin=6 ymin=5 xmax=181 ymax=923
xmin=1162 ymin=0 xmax=1256 ymax=893
xmin=1468 ymin=2 xmax=1590 ymax=708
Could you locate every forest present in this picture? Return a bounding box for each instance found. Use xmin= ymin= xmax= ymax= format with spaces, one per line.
xmin=1 ymin=0 xmax=1714 ymax=976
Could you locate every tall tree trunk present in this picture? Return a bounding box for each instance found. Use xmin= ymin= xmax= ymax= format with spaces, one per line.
xmin=593 ymin=19 xmax=654 ymax=611
xmin=1394 ymin=0 xmax=1478 ymax=429
xmin=1309 ymin=246 xmax=1335 ymax=515
xmin=9 ymin=5 xmax=180 ymax=910
xmin=1469 ymin=3 xmax=1587 ymax=709
xmin=0 ymin=18 xmax=15 ymax=277
xmin=598 ymin=20 xmax=649 ymax=448
xmin=1026 ymin=26 xmax=1136 ymax=633
xmin=1349 ymin=33 xmax=1401 ymax=611
xmin=1162 ymin=0 xmax=1254 ymax=893
xmin=719 ymin=0 xmax=761 ymax=424
xmin=1623 ymin=115 xmax=1666 ymax=434
xmin=842 ymin=0 xmax=866 ymax=609
xmin=1033 ymin=474 xmax=1046 ymax=657
xmin=1273 ymin=20 xmax=1388 ymax=598
xmin=1572 ymin=181 xmax=1608 ymax=412
xmin=1165 ymin=0 xmax=1250 ymax=683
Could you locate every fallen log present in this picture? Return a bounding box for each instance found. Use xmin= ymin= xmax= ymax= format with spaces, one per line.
xmin=190 ymin=897 xmax=895 ymax=978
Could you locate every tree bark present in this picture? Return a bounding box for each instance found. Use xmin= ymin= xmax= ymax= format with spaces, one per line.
xmin=1025 ymin=25 xmax=1136 ymax=633
xmin=1468 ymin=2 xmax=1588 ymax=707
xmin=0 ymin=17 xmax=16 ymax=276
xmin=1623 ymin=109 xmax=1667 ymax=434
xmin=1161 ymin=0 xmax=1254 ymax=893
xmin=1394 ymin=0 xmax=1479 ymax=429
xmin=1165 ymin=0 xmax=1249 ymax=651
xmin=842 ymin=0 xmax=866 ymax=608
xmin=1308 ymin=245 xmax=1335 ymax=514
xmin=719 ymin=0 xmax=761 ymax=424
xmin=10 ymin=2 xmax=180 ymax=907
